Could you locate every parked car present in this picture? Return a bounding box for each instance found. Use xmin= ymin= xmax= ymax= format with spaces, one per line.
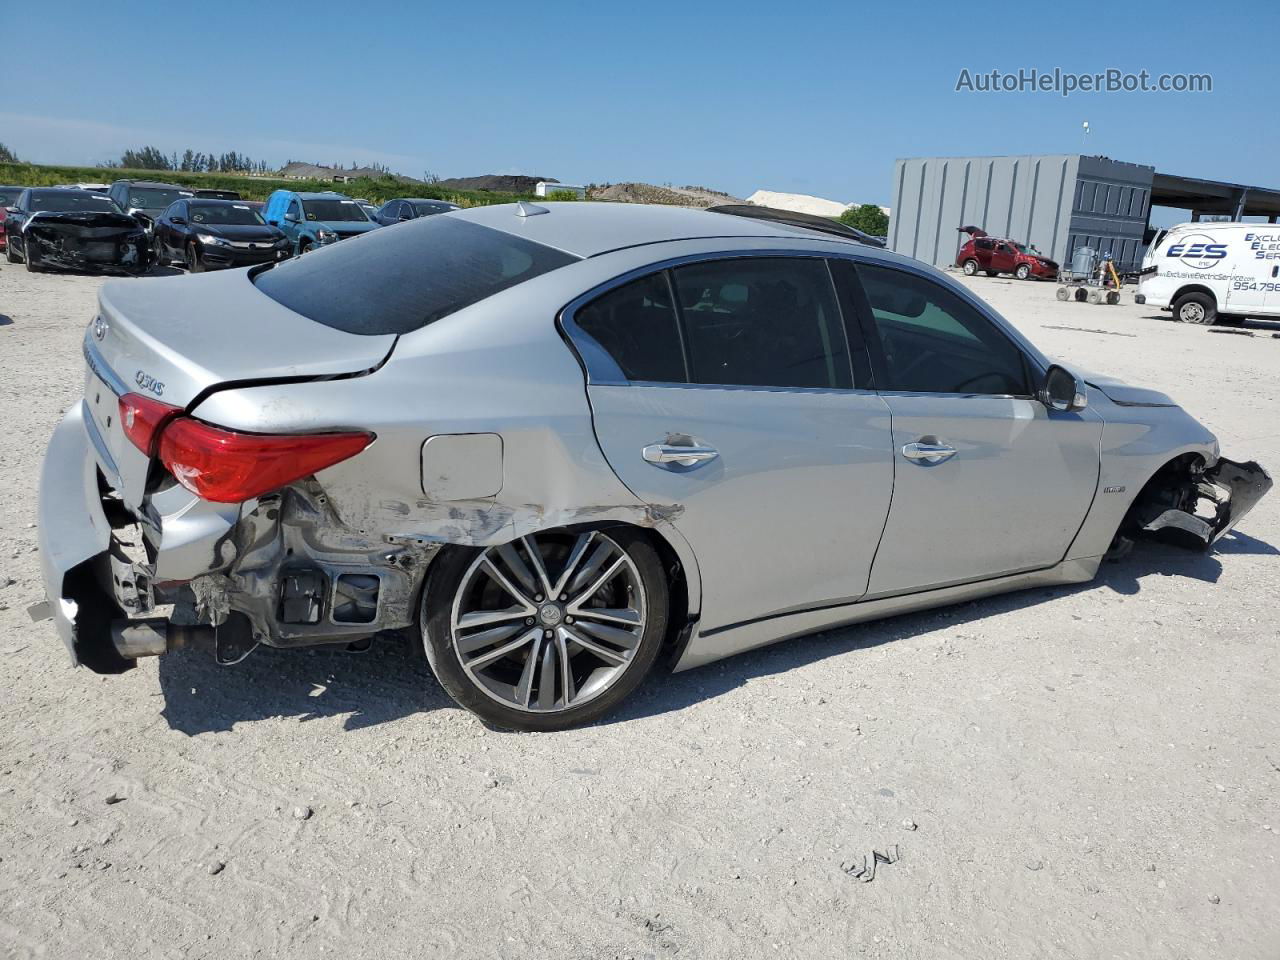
xmin=0 ymin=184 xmax=24 ymax=250
xmin=956 ymin=228 xmax=1058 ymax=280
xmin=107 ymin=179 xmax=193 ymax=231
xmin=263 ymin=190 xmax=377 ymax=254
xmin=1136 ymin=221 xmax=1280 ymax=325
xmin=37 ymin=203 xmax=1270 ymax=730
xmin=357 ymin=201 xmax=379 ymax=221
xmin=194 ymin=188 xmax=242 ymax=201
xmin=153 ymin=198 xmax=289 ymax=272
xmin=372 ymin=197 xmax=460 ymax=226
xmin=4 ymin=188 xmax=149 ymax=274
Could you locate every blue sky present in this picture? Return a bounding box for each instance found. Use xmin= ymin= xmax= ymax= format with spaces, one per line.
xmin=4 ymin=0 xmax=1274 ymax=210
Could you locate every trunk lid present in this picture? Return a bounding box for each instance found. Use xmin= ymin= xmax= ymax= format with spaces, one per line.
xmin=85 ymin=269 xmax=395 ymax=506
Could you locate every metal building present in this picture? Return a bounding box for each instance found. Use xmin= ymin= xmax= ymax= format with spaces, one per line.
xmin=889 ymin=154 xmax=1280 ymax=274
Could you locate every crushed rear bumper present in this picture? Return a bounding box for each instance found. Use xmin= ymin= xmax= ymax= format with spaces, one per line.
xmin=37 ymin=402 xmax=133 ymax=672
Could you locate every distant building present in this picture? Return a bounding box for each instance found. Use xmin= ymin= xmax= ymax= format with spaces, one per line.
xmin=535 ymin=182 xmax=586 ymax=199
xmin=890 ymin=153 xmax=1280 ymax=273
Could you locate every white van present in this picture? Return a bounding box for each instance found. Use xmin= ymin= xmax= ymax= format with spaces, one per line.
xmin=1137 ymin=222 xmax=1280 ymax=324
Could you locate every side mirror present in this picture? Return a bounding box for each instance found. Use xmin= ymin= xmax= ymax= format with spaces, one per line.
xmin=1041 ymin=365 xmax=1087 ymax=412
xmin=284 ymin=212 xmax=299 ymax=223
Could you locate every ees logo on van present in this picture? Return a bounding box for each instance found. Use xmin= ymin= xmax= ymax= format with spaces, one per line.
xmin=1165 ymin=233 xmax=1228 ymax=270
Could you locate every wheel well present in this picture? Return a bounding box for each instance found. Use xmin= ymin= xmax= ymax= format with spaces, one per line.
xmin=1171 ymin=284 xmax=1217 ymax=307
xmin=1115 ymin=452 xmax=1208 ymax=540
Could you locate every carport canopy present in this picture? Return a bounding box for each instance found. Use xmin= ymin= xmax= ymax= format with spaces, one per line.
xmin=1151 ymin=171 xmax=1280 ymax=220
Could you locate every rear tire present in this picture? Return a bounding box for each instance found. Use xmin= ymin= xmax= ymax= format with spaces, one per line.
xmin=962 ymin=259 xmax=978 ymax=276
xmin=422 ymin=528 xmax=669 ymax=731
xmin=1172 ymin=291 xmax=1216 ymax=325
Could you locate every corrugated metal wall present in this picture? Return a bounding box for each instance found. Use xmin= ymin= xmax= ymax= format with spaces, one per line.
xmin=890 ymin=154 xmax=1154 ymax=271
xmin=1064 ymin=156 xmax=1153 ymax=273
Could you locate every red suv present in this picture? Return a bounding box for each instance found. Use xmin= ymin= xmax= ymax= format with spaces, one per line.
xmin=956 ymin=228 xmax=1058 ymax=280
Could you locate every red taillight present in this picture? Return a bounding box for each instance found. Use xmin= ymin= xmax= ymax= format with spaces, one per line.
xmin=157 ymin=418 xmax=373 ymax=503
xmin=119 ymin=392 xmax=182 ymax=455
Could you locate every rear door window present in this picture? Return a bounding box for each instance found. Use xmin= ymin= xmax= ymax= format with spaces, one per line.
xmin=670 ymin=257 xmax=852 ymax=389
xmin=573 ymin=273 xmax=687 ymax=383
xmin=253 ymin=215 xmax=579 ymax=335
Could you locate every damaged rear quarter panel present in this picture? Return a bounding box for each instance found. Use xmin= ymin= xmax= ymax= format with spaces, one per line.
xmin=189 ymin=261 xmax=699 ymax=600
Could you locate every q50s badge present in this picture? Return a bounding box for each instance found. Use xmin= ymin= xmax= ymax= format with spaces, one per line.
xmin=135 ymin=370 xmax=165 ymax=397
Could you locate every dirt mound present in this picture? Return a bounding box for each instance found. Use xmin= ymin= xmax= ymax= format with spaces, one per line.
xmin=434 ymin=174 xmax=555 ymax=193
xmin=589 ymin=182 xmax=744 ymax=208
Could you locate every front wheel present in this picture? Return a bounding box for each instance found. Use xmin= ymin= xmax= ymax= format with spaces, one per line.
xmin=1015 ymin=264 xmax=1031 ymax=280
xmin=185 ymin=242 xmax=203 ymax=273
xmin=297 ymin=239 xmax=312 ymax=256
xmin=25 ymin=245 xmax=42 ymax=272
xmin=422 ymin=528 xmax=669 ymax=731
xmin=5 ymin=238 xmax=18 ymax=263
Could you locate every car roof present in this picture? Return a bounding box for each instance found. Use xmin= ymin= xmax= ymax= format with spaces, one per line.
xmin=292 ymin=191 xmax=350 ymax=200
xmin=116 ymin=179 xmax=186 ymax=189
xmin=187 ymin=197 xmax=245 ymax=205
xmin=401 ymin=197 xmax=457 ymax=205
xmin=31 ymin=187 xmax=103 ymax=198
xmin=452 ymin=201 xmax=877 ymax=258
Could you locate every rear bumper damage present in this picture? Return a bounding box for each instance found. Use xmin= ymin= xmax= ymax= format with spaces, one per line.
xmin=1139 ymin=458 xmax=1273 ymax=549
xmin=38 ymin=403 xmax=439 ymax=674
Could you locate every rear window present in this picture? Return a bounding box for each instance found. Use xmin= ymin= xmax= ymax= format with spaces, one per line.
xmin=253 ymin=215 xmax=580 ymax=335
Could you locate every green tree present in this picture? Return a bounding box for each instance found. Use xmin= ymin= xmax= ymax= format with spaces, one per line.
xmin=838 ymin=203 xmax=889 ymax=237
xmin=0 ymin=142 xmax=18 ymax=163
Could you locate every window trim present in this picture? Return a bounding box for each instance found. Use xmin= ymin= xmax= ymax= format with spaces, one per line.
xmin=558 ymin=249 xmax=869 ymax=394
xmin=837 ymin=257 xmax=1041 ymax=401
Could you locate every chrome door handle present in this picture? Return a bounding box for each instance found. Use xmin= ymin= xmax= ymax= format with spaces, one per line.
xmin=902 ymin=441 xmax=957 ymax=464
xmin=642 ymin=443 xmax=719 ymax=467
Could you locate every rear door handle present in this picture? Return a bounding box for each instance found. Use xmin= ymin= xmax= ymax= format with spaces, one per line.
xmin=642 ymin=443 xmax=719 ymax=468
xmin=902 ymin=441 xmax=957 ymax=464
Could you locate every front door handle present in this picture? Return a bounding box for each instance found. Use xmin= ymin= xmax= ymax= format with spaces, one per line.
xmin=902 ymin=441 xmax=957 ymax=464
xmin=642 ymin=443 xmax=719 ymax=468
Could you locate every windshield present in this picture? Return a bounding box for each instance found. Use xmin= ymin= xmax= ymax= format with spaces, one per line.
xmin=128 ymin=187 xmax=188 ymax=209
xmin=301 ymin=198 xmax=369 ymax=222
xmin=30 ymin=192 xmax=122 ymax=214
xmin=197 ymin=190 xmax=240 ymax=200
xmin=254 ymin=216 xmax=579 ymax=335
xmin=189 ymin=203 xmax=266 ymax=226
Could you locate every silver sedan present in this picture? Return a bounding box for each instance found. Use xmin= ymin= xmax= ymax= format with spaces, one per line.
xmin=37 ymin=201 xmax=1271 ymax=729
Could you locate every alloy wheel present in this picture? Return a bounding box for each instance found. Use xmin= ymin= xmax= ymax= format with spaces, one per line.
xmin=449 ymin=531 xmax=648 ymax=714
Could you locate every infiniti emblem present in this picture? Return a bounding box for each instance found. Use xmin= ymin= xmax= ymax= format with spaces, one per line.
xmin=92 ymin=315 xmax=108 ymax=340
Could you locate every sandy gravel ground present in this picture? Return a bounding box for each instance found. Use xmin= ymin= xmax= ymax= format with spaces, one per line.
xmin=1 ymin=261 xmax=1277 ymax=960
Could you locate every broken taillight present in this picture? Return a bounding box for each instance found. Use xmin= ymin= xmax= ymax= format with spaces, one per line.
xmin=119 ymin=392 xmax=182 ymax=456
xmin=157 ymin=418 xmax=373 ymax=503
